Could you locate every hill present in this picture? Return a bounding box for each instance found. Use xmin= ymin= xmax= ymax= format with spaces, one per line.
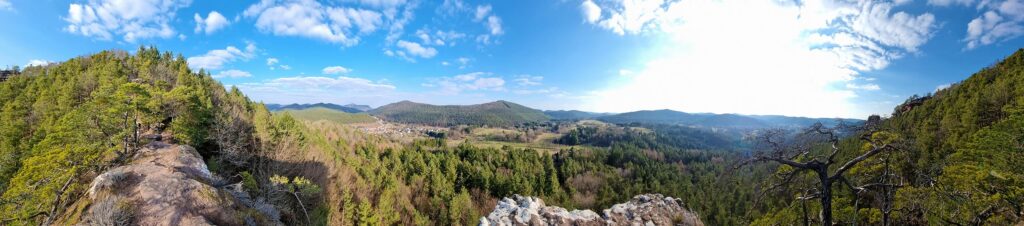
xmin=265 ymin=102 xmax=365 ymax=113
xmin=750 ymin=48 xmax=1024 ymax=225
xmin=867 ymin=48 xmax=1024 ymax=224
xmin=597 ymin=109 xmax=857 ymax=129
xmin=278 ymin=107 xmax=376 ymax=124
xmin=369 ymin=100 xmax=550 ymax=127
xmin=543 ymin=110 xmax=610 ymax=120
xmin=344 ymin=104 xmax=373 ymax=112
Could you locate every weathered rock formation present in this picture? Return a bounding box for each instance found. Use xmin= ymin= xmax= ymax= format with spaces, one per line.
xmin=481 ymin=194 xmax=704 ymax=226
xmin=76 ymin=141 xmax=278 ymax=226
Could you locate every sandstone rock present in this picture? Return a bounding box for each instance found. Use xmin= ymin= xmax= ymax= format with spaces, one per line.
xmin=78 ymin=142 xmax=279 ymax=226
xmin=482 ymin=194 xmax=703 ymax=226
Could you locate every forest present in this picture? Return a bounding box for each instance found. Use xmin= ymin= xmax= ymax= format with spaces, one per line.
xmin=0 ymin=47 xmax=1021 ymax=225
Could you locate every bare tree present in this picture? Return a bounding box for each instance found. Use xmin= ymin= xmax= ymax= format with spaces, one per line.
xmin=739 ymin=122 xmax=897 ymax=226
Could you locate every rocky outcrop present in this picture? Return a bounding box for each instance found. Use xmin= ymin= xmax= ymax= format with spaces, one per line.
xmin=77 ymin=142 xmax=278 ymax=226
xmin=481 ymin=194 xmax=704 ymax=226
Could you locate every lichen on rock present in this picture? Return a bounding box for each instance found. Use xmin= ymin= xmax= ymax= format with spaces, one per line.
xmin=481 ymin=194 xmax=703 ymax=226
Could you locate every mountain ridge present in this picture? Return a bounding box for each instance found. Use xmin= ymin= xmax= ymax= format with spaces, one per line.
xmin=265 ymin=102 xmax=365 ymax=113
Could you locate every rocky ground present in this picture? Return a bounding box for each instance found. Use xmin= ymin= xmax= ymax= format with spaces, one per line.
xmin=74 ymin=141 xmax=278 ymax=226
xmin=482 ymin=194 xmax=704 ymax=226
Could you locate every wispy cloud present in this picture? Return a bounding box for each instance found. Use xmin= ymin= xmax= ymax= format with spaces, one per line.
xmin=0 ymin=0 xmax=12 ymax=11
xmin=423 ymin=72 xmax=505 ymax=94
xmin=390 ymin=40 xmax=438 ymax=60
xmin=514 ymin=75 xmax=543 ymax=86
xmin=213 ymin=69 xmax=252 ymax=78
xmin=580 ymin=0 xmax=937 ymax=118
xmin=187 ymin=43 xmax=257 ymax=70
xmin=322 ymin=66 xmax=352 ymax=74
xmin=233 ymin=74 xmax=397 ymax=105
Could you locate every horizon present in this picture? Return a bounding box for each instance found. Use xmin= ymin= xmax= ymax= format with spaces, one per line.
xmin=268 ymin=99 xmax=870 ymax=119
xmin=2 ymin=0 xmax=1024 ymax=118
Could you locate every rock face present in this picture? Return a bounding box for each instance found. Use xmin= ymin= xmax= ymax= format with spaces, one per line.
xmin=78 ymin=141 xmax=277 ymax=226
xmin=481 ymin=194 xmax=704 ymax=226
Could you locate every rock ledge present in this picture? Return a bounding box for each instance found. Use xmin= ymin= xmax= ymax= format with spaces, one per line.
xmin=481 ymin=194 xmax=703 ymax=226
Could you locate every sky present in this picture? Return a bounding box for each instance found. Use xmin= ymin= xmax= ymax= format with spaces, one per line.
xmin=0 ymin=0 xmax=1022 ymax=118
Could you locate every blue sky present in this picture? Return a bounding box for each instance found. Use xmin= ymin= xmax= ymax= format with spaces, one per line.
xmin=0 ymin=0 xmax=1022 ymax=118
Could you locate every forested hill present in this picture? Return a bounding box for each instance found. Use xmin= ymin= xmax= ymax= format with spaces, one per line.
xmin=598 ymin=109 xmax=859 ymax=129
xmin=871 ymin=48 xmax=1024 ymax=224
xmin=543 ymin=110 xmax=611 ymax=120
xmin=369 ymin=100 xmax=550 ymax=126
xmin=0 ymin=47 xmax=292 ymax=223
xmin=751 ymin=48 xmax=1024 ymax=225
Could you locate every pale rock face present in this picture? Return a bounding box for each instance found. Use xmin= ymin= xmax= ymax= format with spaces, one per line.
xmin=482 ymin=194 xmax=703 ymax=226
xmin=79 ymin=142 xmax=281 ymax=226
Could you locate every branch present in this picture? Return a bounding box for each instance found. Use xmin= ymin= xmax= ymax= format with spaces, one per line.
xmin=831 ymin=143 xmax=892 ymax=180
xmin=757 ymin=156 xmax=812 ymax=169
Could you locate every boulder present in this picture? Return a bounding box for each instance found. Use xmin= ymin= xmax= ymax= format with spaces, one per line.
xmin=79 ymin=142 xmax=278 ymax=226
xmin=482 ymin=194 xmax=703 ymax=226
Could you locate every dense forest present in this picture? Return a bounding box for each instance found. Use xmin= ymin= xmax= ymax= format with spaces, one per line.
xmin=369 ymin=100 xmax=550 ymax=127
xmin=0 ymin=47 xmax=1022 ymax=225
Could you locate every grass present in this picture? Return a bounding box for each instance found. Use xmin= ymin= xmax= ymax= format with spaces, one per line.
xmin=278 ymin=107 xmax=377 ymax=124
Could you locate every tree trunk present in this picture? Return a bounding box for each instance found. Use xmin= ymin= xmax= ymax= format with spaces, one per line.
xmin=819 ymin=170 xmax=833 ymax=226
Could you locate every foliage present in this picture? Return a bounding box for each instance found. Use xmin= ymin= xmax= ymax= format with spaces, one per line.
xmin=370 ymin=100 xmax=550 ymax=127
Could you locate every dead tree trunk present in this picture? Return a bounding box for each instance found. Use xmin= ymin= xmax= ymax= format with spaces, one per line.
xmin=740 ymin=122 xmax=897 ymax=226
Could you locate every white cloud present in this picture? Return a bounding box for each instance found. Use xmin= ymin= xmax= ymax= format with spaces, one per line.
xmin=846 ymin=2 xmax=936 ymax=52
xmin=233 ymin=75 xmax=397 ymax=105
xmin=436 ymin=30 xmax=467 ymax=45
xmin=846 ymin=83 xmax=881 ymax=91
xmin=440 ymin=57 xmax=471 ymax=68
xmin=195 ymin=11 xmax=230 ymax=34
xmin=964 ymin=0 xmax=1024 ymax=49
xmin=474 ymin=5 xmax=491 ymax=21
xmin=513 ymin=87 xmax=561 ymax=95
xmin=582 ymin=0 xmax=677 ymax=35
xmin=395 ymin=40 xmax=437 ymax=58
xmin=936 ymin=83 xmax=952 ymax=91
xmin=213 ymin=69 xmax=253 ymax=78
xmin=327 ymin=7 xmax=384 ymax=34
xmin=581 ymin=0 xmax=602 ymax=23
xmin=64 ymin=0 xmax=190 ymax=42
xmin=468 ymin=3 xmax=503 ymax=41
xmin=265 ymin=76 xmax=394 ymax=91
xmin=581 ymin=0 xmax=938 ymax=118
xmin=0 ymin=0 xmax=12 ymax=11
xmin=187 ymin=43 xmax=257 ymax=70
xmin=266 ymin=58 xmax=279 ymax=66
xmin=514 ymin=75 xmax=543 ymax=86
xmin=243 ymin=0 xmax=391 ymax=46
xmin=415 ymin=28 xmax=467 ymax=46
xmin=279 ymin=65 xmax=292 ymax=70
xmin=424 ymin=72 xmax=505 ymax=94
xmin=323 ymin=66 xmax=352 ymax=74
xmin=927 ymin=0 xmax=975 ymax=6
xmin=486 ymin=15 xmax=504 ymax=35
xmin=25 ymin=59 xmax=53 ymax=67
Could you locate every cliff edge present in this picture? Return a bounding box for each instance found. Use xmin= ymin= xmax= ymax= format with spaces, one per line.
xmin=72 ymin=141 xmax=277 ymax=226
